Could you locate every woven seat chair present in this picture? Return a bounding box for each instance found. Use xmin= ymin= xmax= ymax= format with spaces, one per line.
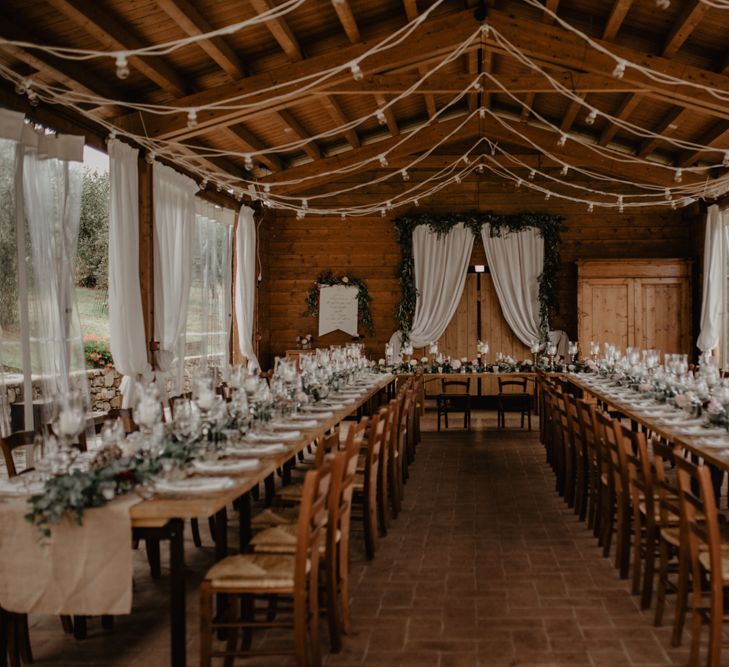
xmin=199 ymin=462 xmax=332 ymax=667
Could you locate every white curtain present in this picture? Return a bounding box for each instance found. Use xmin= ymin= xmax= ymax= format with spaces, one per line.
xmin=108 ymin=139 xmax=152 ymax=407
xmin=697 ymin=205 xmax=728 ymax=353
xmin=481 ymin=225 xmax=544 ymax=347
xmin=188 ymin=200 xmax=234 ymax=378
xmin=390 ymin=223 xmax=474 ymax=355
xmin=153 ymin=162 xmax=197 ymax=394
xmin=235 ymin=206 xmax=258 ymax=366
xmin=22 ymin=124 xmax=89 ymax=426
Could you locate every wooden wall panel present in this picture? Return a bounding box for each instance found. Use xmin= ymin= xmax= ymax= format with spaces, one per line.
xmin=257 ymin=177 xmax=699 ymax=369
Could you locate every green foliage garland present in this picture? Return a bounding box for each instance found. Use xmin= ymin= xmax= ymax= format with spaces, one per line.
xmin=394 ymin=212 xmax=564 ymax=341
xmin=304 ymin=271 xmax=375 ymax=337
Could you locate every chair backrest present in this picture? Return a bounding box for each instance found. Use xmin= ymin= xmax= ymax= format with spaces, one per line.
xmin=1 ymin=430 xmax=38 ymax=478
xmin=314 ymin=426 xmax=341 ymax=468
xmin=498 ymin=377 xmax=528 ymax=393
xmin=674 ymin=454 xmax=724 ymax=588
xmin=652 ymin=439 xmax=682 ymax=531
xmin=619 ymin=425 xmax=653 ymax=518
xmin=564 ymin=394 xmax=583 ymax=453
xmin=594 ymin=408 xmax=626 ymax=495
xmin=576 ymin=398 xmax=598 ymax=462
xmin=364 ymin=408 xmax=386 ymax=494
xmin=295 ymin=460 xmax=333 ymax=588
xmin=441 ymin=378 xmax=470 ymax=393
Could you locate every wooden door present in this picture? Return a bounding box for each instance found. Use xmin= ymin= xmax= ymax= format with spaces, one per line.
xmin=577 ymin=278 xmax=634 ymax=352
xmin=634 ymin=278 xmax=691 ymax=354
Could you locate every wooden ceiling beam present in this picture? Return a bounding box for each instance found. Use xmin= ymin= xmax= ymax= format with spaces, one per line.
xmin=320 ymin=95 xmax=360 ymax=148
xmin=542 ymin=0 xmax=560 ymax=25
xmin=598 ymin=93 xmax=643 ymax=146
xmin=678 ymin=120 xmax=729 ymax=167
xmin=419 ymin=65 xmax=438 ymax=119
xmin=222 ymin=125 xmax=283 ymax=172
xmin=481 ymin=49 xmax=493 ymax=110
xmin=276 ymin=108 xmax=322 ymax=159
xmin=520 ymin=92 xmax=535 ymax=122
xmin=381 ymin=153 xmax=618 ymax=169
xmin=45 ymin=0 xmax=190 ymax=96
xmin=602 ymin=0 xmax=633 ymax=41
xmin=559 ymin=98 xmax=582 ymax=133
xmin=332 ymin=0 xmax=361 ymax=43
xmin=249 ymin=0 xmax=303 ymax=61
xmin=374 ymin=93 xmax=399 ymax=137
xmin=467 ymin=50 xmax=479 ymax=113
xmin=115 ymin=11 xmax=480 ymax=139
xmin=635 ymin=107 xmax=687 ymax=158
xmin=662 ymin=0 xmax=709 ymax=58
xmin=486 ymin=9 xmax=729 ymax=122
xmin=157 ymin=0 xmax=246 ymax=78
xmin=263 ymin=114 xmax=477 ymax=193
xmin=403 ymin=0 xmax=418 ymax=22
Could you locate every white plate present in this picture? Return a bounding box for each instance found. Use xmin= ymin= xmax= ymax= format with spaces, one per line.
xmin=693 ymin=438 xmax=729 ymax=448
xmin=191 ymin=459 xmax=261 ymax=473
xmin=674 ymin=426 xmax=728 ymax=437
xmin=154 ymin=476 xmax=235 ymax=496
xmin=319 ymin=402 xmax=347 ymax=409
xmin=301 ymin=407 xmax=335 ymax=417
xmin=245 ymin=430 xmax=300 ymax=442
xmin=225 ymin=443 xmax=289 ymax=456
xmin=0 ymin=478 xmax=44 ymax=497
xmin=271 ymin=419 xmax=318 ymax=429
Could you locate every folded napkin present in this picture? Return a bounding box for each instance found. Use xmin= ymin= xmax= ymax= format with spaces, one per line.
xmin=245 ymin=430 xmax=301 ymax=443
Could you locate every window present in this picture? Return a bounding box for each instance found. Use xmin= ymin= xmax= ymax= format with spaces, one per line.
xmin=185 ymin=201 xmax=234 ymax=370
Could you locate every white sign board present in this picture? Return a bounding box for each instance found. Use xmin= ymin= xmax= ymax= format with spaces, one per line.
xmin=318 ymin=284 xmax=358 ymax=337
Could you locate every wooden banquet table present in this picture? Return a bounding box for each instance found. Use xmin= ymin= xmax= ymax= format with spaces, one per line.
xmin=1 ymin=374 xmax=395 ymax=667
xmin=566 ymin=373 xmax=729 ymax=471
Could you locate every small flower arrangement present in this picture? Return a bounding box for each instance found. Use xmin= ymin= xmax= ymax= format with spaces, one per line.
xmin=83 ymin=335 xmax=114 ymax=369
xmin=296 ymin=334 xmax=314 ymax=349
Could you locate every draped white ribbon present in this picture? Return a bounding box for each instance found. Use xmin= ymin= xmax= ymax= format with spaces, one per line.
xmin=108 ymin=139 xmax=152 ymax=407
xmin=235 ymin=206 xmax=259 ymax=366
xmin=697 ymin=204 xmax=728 ymax=353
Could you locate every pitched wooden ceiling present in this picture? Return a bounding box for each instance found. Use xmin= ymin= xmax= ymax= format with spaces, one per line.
xmin=1 ymin=0 xmax=728 ymax=211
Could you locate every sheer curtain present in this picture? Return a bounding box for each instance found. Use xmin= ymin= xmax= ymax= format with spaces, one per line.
xmin=481 ymin=225 xmax=544 ymax=347
xmin=390 ymin=223 xmax=474 ymax=355
xmin=187 ymin=200 xmax=234 ymax=378
xmin=697 ymin=205 xmax=729 ymax=353
xmin=22 ymin=125 xmax=89 ymax=426
xmin=108 ymin=139 xmax=152 ymax=407
xmin=153 ymin=162 xmax=197 ymax=394
xmin=235 ymin=206 xmax=258 ymax=366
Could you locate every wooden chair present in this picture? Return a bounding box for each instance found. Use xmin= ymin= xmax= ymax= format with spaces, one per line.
xmin=576 ymin=398 xmax=600 ymax=533
xmin=387 ymin=394 xmax=405 ymax=518
xmin=200 ymin=461 xmax=332 ymax=667
xmin=436 ymin=378 xmax=471 ymax=431
xmin=565 ymin=394 xmax=588 ymax=519
xmin=675 ymin=454 xmax=729 ymax=667
xmin=250 ymin=422 xmax=364 ymax=652
xmin=496 ymin=377 xmax=532 ymax=430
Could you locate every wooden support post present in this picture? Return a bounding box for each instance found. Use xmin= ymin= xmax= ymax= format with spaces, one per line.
xmin=138 ymin=158 xmax=155 ymax=369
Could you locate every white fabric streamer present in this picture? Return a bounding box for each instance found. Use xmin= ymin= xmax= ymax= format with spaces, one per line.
xmin=235 ymin=206 xmax=259 ymax=366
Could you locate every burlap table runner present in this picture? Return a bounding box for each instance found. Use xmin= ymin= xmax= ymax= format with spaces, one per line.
xmin=0 ymin=493 xmax=141 ymax=615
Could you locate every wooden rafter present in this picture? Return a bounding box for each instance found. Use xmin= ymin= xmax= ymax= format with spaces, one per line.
xmin=636 ymin=107 xmax=687 ymax=158
xmin=403 ymin=0 xmax=418 ymax=22
xmin=44 ymin=0 xmax=190 ymax=96
xmin=374 ymin=93 xmax=399 ymax=137
xmin=602 ymin=0 xmax=633 ymax=41
xmin=520 ymin=92 xmax=535 ymax=122
xmin=419 ymin=65 xmax=438 ymax=119
xmin=157 ymin=0 xmax=246 ymax=78
xmin=115 ymin=11 xmax=480 ymax=139
xmin=249 ymin=0 xmax=303 ymax=61
xmin=276 ymin=108 xmax=322 ymax=160
xmin=662 ymin=0 xmax=709 ymax=58
xmin=332 ymin=0 xmax=360 ymax=43
xmin=320 ymin=95 xmax=360 ymax=148
xmin=467 ymin=50 xmax=479 ymax=113
xmin=222 ymin=125 xmax=283 ymax=172
xmin=598 ymin=93 xmax=642 ymax=146
xmin=560 ymin=98 xmax=582 ymax=134
xmin=481 ymin=49 xmax=493 ymax=110
xmin=542 ymin=0 xmax=560 ymax=25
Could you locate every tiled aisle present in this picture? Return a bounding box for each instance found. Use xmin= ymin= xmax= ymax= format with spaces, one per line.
xmin=26 ymin=411 xmax=691 ymax=666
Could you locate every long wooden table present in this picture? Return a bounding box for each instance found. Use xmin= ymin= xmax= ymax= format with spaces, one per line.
xmin=566 ymin=373 xmax=729 ymax=470
xmin=128 ymin=373 xmax=394 ymax=667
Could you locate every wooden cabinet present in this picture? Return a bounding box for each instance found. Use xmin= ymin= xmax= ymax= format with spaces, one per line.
xmin=577 ymin=259 xmax=691 ymax=354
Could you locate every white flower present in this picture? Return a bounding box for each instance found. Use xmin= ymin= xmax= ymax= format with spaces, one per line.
xmin=451 ymin=359 xmax=462 ymax=370
xmin=522 ymin=359 xmax=533 ymax=366
xmin=460 ymin=357 xmax=468 ymax=363
xmin=409 ymin=359 xmax=418 ymax=367
xmin=471 ymin=358 xmax=479 ymax=366
xmin=341 ymin=276 xmax=349 ymax=284
xmin=378 ymin=358 xmax=386 ymax=365
xmin=420 ymin=356 xmax=429 ymax=364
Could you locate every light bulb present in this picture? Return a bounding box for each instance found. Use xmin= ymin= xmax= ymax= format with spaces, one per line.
xmin=544 ymin=192 xmax=551 ymax=200
xmin=145 ymin=150 xmax=156 ymax=164
xmin=28 ymin=93 xmax=39 ymax=108
xmin=490 ymin=143 xmax=497 ymax=156
xmin=588 ymin=203 xmax=594 ymax=213
xmin=479 ymin=107 xmax=486 ymax=119
xmin=378 ymin=155 xmax=388 ymax=167
xmin=14 ymin=79 xmax=27 ymax=95
xmin=301 ymin=198 xmax=308 ymax=209
xmin=341 ymin=212 xmax=346 ymax=220
xmin=618 ymin=195 xmax=624 ymax=213
xmin=263 ymin=184 xmax=270 ymax=193
xmin=557 ymin=133 xmax=567 ymax=147
xmin=380 ymin=208 xmax=386 ymax=217
xmin=613 ymin=59 xmax=626 ymax=79
xmin=516 ymin=179 xmax=522 ymax=189
xmin=201 ymin=178 xmax=208 ymax=189
xmin=664 ymin=187 xmax=672 ymax=200
xmin=350 ymin=62 xmax=363 ymax=81
xmin=463 ymin=155 xmax=470 ymax=164
xmin=376 ymin=109 xmax=386 ymax=125
xmin=455 ymin=175 xmax=461 ymax=184
xmin=386 ymin=200 xmax=392 ymax=210
xmin=723 ymin=151 xmax=729 ymax=167
xmin=585 ymin=109 xmax=597 ymax=125
xmin=414 ymin=199 xmax=420 ymax=207
xmin=244 ymin=154 xmax=253 ymax=170
xmin=114 ymin=53 xmax=130 ymax=80
xmin=472 ymin=81 xmax=482 ymax=92
xmin=187 ymin=108 xmax=198 ymax=128
xmin=528 ymin=169 xmax=535 ymax=180
xmin=477 ymin=164 xmax=484 ymax=173
xmin=674 ymin=168 xmax=683 ymax=183
xmin=670 ymin=201 xmax=677 ymax=210
xmin=296 ymin=209 xmax=305 ymax=220
xmin=560 ymin=165 xmax=569 ymax=176
xmin=480 ymin=23 xmax=491 ymax=37
xmin=106 ymin=130 xmax=117 ymax=144
xmin=401 ymin=169 xmax=409 ymax=181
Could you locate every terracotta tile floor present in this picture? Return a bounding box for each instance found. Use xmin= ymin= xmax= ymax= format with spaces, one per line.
xmin=24 ymin=410 xmax=695 ymax=666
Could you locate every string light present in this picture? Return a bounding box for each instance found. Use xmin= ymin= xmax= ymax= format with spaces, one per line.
xmin=664 ymin=188 xmax=672 ymax=200
xmin=414 ymin=199 xmax=420 ymax=207
xmin=462 ymin=156 xmax=470 ymax=164
xmin=516 ymin=178 xmax=522 ymax=188
xmin=378 ymin=155 xmax=388 ymax=167
xmin=674 ymin=168 xmax=683 ymax=183
xmin=244 ymin=153 xmax=253 ymax=170
xmin=723 ymin=151 xmax=729 ymax=167
xmin=341 ymin=212 xmax=346 ymax=219
xmin=544 ymin=192 xmax=551 ymax=200
xmin=529 ymin=169 xmax=536 ymax=180
xmin=557 ymin=133 xmax=567 ymax=147
xmin=380 ymin=208 xmax=386 ymax=217
xmin=560 ymin=165 xmax=569 ymax=176
xmin=479 ymin=107 xmax=486 ymax=119
xmin=670 ymin=201 xmax=677 ymax=210
xmin=587 ymin=202 xmax=594 ymax=213
xmin=618 ymin=195 xmax=624 ymax=213
xmin=585 ymin=109 xmax=597 ymax=125
xmin=480 ymin=23 xmax=491 ymax=38
xmin=477 ymin=164 xmax=484 ymax=173
xmin=145 ymin=150 xmax=156 ymax=164
xmin=296 ymin=209 xmax=305 ymax=220
xmin=454 ymin=175 xmax=461 ymax=183
xmin=386 ymin=200 xmax=393 ymax=210
xmin=401 ymin=169 xmax=409 ymax=181
xmin=301 ymin=198 xmax=308 ymax=209
xmin=186 ymin=108 xmax=198 ymax=128
xmin=14 ymin=79 xmax=27 ymax=95
xmin=263 ymin=183 xmax=271 ymax=193
xmin=350 ymin=63 xmax=363 ymax=81
xmin=612 ymin=59 xmax=627 ymax=79
xmin=472 ymin=81 xmax=482 ymax=92
xmin=376 ymin=109 xmax=387 ymax=125
xmin=114 ymin=52 xmax=130 ymax=79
